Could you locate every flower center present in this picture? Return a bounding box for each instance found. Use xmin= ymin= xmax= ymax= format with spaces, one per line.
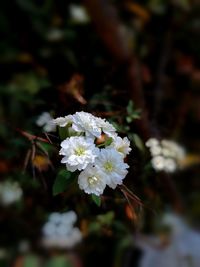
xmin=74 ymin=147 xmax=85 ymax=156
xmin=104 ymin=161 xmax=113 ymax=172
xmin=88 ymin=176 xmax=98 ymax=186
xmin=118 ymin=147 xmax=124 ymax=153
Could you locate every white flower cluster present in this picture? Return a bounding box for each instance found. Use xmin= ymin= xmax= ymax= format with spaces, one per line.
xmin=69 ymin=4 xmax=90 ymax=24
xmin=42 ymin=211 xmax=82 ymax=249
xmin=53 ymin=111 xmax=131 ymax=196
xmin=146 ymin=138 xmax=185 ymax=173
xmin=0 ymin=181 xmax=23 ymax=206
xmin=36 ymin=112 xmax=56 ymax=132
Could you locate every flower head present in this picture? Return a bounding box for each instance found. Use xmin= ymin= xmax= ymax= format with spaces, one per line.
xmin=109 ymin=136 xmax=131 ymax=157
xmin=145 ymin=138 xmax=159 ymax=147
xmin=146 ymin=138 xmax=186 ymax=173
xmin=0 ymin=181 xmax=23 ymax=206
xmin=53 ymin=115 xmax=74 ymax=127
xmin=78 ymin=166 xmax=106 ymax=196
xmin=53 ymin=111 xmax=132 ymax=196
xmin=151 ymin=155 xmax=165 ymax=171
xmin=36 ymin=112 xmax=56 ymax=132
xmin=96 ymin=117 xmax=116 ymax=137
xmin=72 ymin=111 xmax=101 ymax=138
xmin=95 ymin=148 xmax=129 ymax=189
xmin=60 ymin=136 xmax=99 ymax=171
xmin=42 ymin=211 xmax=82 ymax=249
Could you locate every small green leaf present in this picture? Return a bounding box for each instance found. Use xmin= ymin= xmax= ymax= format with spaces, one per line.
xmin=126 ymin=116 xmax=133 ymax=123
xmin=126 ymin=100 xmax=134 ymax=114
xmin=132 ymin=133 xmax=145 ymax=152
xmin=131 ymin=111 xmax=141 ymax=119
xmin=58 ymin=127 xmax=68 ymax=140
xmin=53 ymin=169 xmax=72 ymax=196
xmin=91 ymin=194 xmax=101 ymax=207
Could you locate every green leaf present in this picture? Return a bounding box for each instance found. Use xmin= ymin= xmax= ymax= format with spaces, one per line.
xmin=126 ymin=116 xmax=133 ymax=123
xmin=132 ymin=133 xmax=145 ymax=152
xmin=53 ymin=169 xmax=72 ymax=196
xmin=126 ymin=100 xmax=134 ymax=114
xmin=58 ymin=127 xmax=68 ymax=140
xmin=91 ymin=194 xmax=101 ymax=207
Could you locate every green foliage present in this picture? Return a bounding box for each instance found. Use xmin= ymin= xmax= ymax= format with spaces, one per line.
xmin=53 ymin=169 xmax=75 ymax=196
xmin=130 ymin=133 xmax=145 ymax=152
xmin=58 ymin=127 xmax=69 ymax=141
xmin=91 ymin=194 xmax=101 ymax=207
xmin=126 ymin=101 xmax=141 ymax=123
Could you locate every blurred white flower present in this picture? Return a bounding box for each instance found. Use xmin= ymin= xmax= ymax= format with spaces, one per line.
xmin=161 ymin=140 xmax=185 ymax=160
xmin=145 ymin=138 xmax=159 ymax=147
xmin=60 ymin=136 xmax=99 ymax=172
xmin=36 ymin=112 xmax=56 ymax=132
xmin=146 ymin=138 xmax=186 ymax=173
xmin=61 ymin=211 xmax=77 ymax=226
xmin=49 ymin=212 xmax=62 ymax=224
xmin=151 ymin=155 xmax=165 ymax=171
xmin=164 ymin=158 xmax=177 ymax=173
xmin=53 ymin=115 xmax=73 ymax=127
xmin=43 ymin=222 xmax=57 ymax=237
xmin=78 ymin=166 xmax=106 ymax=196
xmin=95 ymin=148 xmax=129 ymax=189
xmin=150 ymin=145 xmax=162 ymax=156
xmin=0 ymin=181 xmax=22 ymax=206
xmin=109 ymin=136 xmax=131 ymax=157
xmin=42 ymin=211 xmax=82 ymax=249
xmin=69 ymin=4 xmax=90 ymax=24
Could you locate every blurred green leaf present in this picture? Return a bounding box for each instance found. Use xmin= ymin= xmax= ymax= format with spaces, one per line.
xmin=97 ymin=211 xmax=114 ymax=225
xmin=53 ymin=169 xmax=73 ymax=196
xmin=132 ymin=133 xmax=145 ymax=152
xmin=58 ymin=127 xmax=68 ymax=141
xmin=91 ymin=194 xmax=101 ymax=207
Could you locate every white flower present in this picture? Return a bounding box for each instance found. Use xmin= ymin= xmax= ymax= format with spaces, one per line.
xmin=43 ymin=222 xmax=57 ymax=237
xmin=109 ymin=136 xmax=131 ymax=157
xmin=95 ymin=148 xmax=129 ymax=189
xmin=150 ymin=145 xmax=162 ymax=156
xmin=42 ymin=211 xmax=82 ymax=249
xmin=162 ymin=147 xmax=175 ymax=157
xmin=61 ymin=211 xmax=77 ymax=226
xmin=36 ymin=112 xmax=56 ymax=132
xmin=78 ymin=166 xmax=107 ymax=196
xmin=49 ymin=212 xmax=62 ymax=224
xmin=59 ymin=136 xmax=99 ymax=171
xmin=96 ymin=117 xmax=116 ymax=137
xmin=0 ymin=181 xmax=22 ymax=206
xmin=53 ymin=115 xmax=73 ymax=127
xmin=145 ymin=138 xmax=159 ymax=147
xmin=164 ymin=158 xmax=177 ymax=172
xmin=72 ymin=111 xmax=101 ymax=138
xmin=69 ymin=4 xmax=90 ymax=24
xmin=151 ymin=155 xmax=165 ymax=171
xmin=161 ymin=140 xmax=185 ymax=160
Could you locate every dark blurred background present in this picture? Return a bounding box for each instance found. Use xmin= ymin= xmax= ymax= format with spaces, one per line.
xmin=0 ymin=0 xmax=200 ymax=267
